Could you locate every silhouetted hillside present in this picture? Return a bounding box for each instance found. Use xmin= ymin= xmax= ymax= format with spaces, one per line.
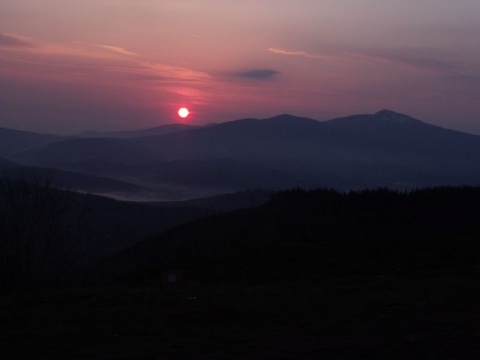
xmin=0 ymin=176 xmax=213 ymax=290
xmin=0 ymin=156 xmax=18 ymax=169
xmin=97 ymin=186 xmax=480 ymax=284
xmin=0 ymin=127 xmax=65 ymax=156
xmin=1 ymin=166 xmax=148 ymax=196
xmin=13 ymin=137 xmax=152 ymax=165
xmin=147 ymin=159 xmax=311 ymax=190
xmin=150 ymin=189 xmax=273 ymax=212
xmin=77 ymin=123 xmax=198 ymax=138
xmin=9 ymin=110 xmax=480 ymax=199
xmin=0 ymin=160 xmax=162 ymax=200
xmin=4 ymin=186 xmax=480 ymax=360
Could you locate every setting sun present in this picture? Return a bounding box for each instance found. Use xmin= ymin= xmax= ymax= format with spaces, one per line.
xmin=178 ymin=107 xmax=189 ymax=118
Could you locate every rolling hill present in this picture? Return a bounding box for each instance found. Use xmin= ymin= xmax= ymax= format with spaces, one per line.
xmin=0 ymin=158 xmax=162 ymax=200
xmin=76 ymin=123 xmax=202 ymax=138
xmin=94 ymin=186 xmax=480 ymax=284
xmin=0 ymin=126 xmax=65 ymax=156
xmin=8 ymin=110 xmax=480 ymax=199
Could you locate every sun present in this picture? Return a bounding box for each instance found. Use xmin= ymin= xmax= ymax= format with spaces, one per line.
xmin=178 ymin=107 xmax=189 ymax=118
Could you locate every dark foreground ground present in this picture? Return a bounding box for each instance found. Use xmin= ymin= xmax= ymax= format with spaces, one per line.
xmin=1 ymin=239 xmax=479 ymax=360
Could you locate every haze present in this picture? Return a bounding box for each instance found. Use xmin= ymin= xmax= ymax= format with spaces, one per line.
xmin=1 ymin=0 xmax=479 ymax=134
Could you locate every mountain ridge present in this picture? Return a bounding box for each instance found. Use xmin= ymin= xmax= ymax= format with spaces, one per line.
xmin=0 ymin=126 xmax=66 ymax=156
xmin=5 ymin=110 xmax=480 ymax=199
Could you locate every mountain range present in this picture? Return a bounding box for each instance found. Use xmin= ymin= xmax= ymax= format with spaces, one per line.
xmin=3 ymin=112 xmax=480 ymax=358
xmin=2 ymin=110 xmax=480 ymax=200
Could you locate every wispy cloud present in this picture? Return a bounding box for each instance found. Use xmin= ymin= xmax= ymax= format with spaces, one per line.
xmin=350 ymin=51 xmax=456 ymax=74
xmin=235 ymin=69 xmax=280 ymax=80
xmin=1 ymin=34 xmax=211 ymax=85
xmin=144 ymin=62 xmax=211 ymax=82
xmin=267 ymin=47 xmax=333 ymax=60
xmin=0 ymin=33 xmax=36 ymax=49
xmin=0 ymin=34 xmax=215 ymax=111
xmin=1 ymin=34 xmax=139 ymax=61
xmin=77 ymin=42 xmax=140 ymax=57
xmin=268 ymin=45 xmax=472 ymax=77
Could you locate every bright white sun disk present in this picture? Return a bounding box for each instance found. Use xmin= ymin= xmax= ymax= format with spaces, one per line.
xmin=178 ymin=107 xmax=189 ymax=118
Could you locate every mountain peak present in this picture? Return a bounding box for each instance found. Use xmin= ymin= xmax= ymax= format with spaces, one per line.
xmin=264 ymin=114 xmax=319 ymax=124
xmin=374 ymin=110 xmax=420 ymax=124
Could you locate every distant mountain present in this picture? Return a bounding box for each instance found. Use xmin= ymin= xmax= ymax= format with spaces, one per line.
xmin=146 ymin=159 xmax=311 ymax=190
xmin=0 ymin=165 xmax=156 ymax=199
xmin=0 ymin=156 xmax=152 ymax=198
xmin=76 ymin=123 xmax=199 ymax=139
xmin=9 ymin=110 xmax=480 ymax=198
xmin=148 ymin=189 xmax=273 ymax=212
xmin=0 ymin=127 xmax=65 ymax=156
xmin=13 ymin=137 xmax=153 ymax=165
xmin=0 ymin=156 xmax=19 ymax=169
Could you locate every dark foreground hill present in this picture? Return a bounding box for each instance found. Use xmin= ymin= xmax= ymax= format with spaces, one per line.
xmin=0 ymin=177 xmax=214 ymax=291
xmin=100 ymin=186 xmax=480 ymax=281
xmin=92 ymin=187 xmax=480 ymax=359
xmin=2 ymin=187 xmax=479 ymax=359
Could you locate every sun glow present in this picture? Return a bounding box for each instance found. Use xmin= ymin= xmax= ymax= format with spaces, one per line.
xmin=178 ymin=107 xmax=189 ymax=118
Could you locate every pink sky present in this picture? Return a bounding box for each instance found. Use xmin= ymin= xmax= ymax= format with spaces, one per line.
xmin=1 ymin=0 xmax=480 ymax=134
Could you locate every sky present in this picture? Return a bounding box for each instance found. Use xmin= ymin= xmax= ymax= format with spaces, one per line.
xmin=1 ymin=0 xmax=480 ymax=135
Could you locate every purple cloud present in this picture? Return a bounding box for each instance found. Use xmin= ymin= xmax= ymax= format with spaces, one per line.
xmin=235 ymin=69 xmax=280 ymax=80
xmin=0 ymin=33 xmax=35 ymax=48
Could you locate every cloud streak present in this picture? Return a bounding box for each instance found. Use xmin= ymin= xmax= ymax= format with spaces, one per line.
xmin=235 ymin=69 xmax=280 ymax=80
xmin=77 ymin=42 xmax=140 ymax=57
xmin=1 ymin=34 xmax=211 ymax=86
xmin=268 ymin=45 xmax=472 ymax=78
xmin=267 ymin=47 xmax=334 ymax=60
xmin=0 ymin=33 xmax=35 ymax=49
xmin=350 ymin=51 xmax=456 ymax=74
xmin=0 ymin=34 xmax=221 ymax=132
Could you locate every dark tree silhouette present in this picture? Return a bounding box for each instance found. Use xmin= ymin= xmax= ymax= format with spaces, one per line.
xmin=0 ymin=172 xmax=95 ymax=291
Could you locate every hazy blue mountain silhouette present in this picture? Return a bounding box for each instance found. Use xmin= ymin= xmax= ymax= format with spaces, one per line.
xmin=146 ymin=159 xmax=312 ymax=189
xmin=0 ymin=156 xmax=19 ymax=169
xmin=45 ymin=158 xmax=311 ymax=199
xmin=0 ymin=157 xmax=173 ymax=200
xmin=0 ymin=165 xmax=153 ymax=198
xmin=13 ymin=137 xmax=155 ymax=165
xmin=76 ymin=123 xmax=201 ymax=139
xmin=0 ymin=127 xmax=65 ymax=156
xmin=10 ymin=110 xmax=480 ymax=195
